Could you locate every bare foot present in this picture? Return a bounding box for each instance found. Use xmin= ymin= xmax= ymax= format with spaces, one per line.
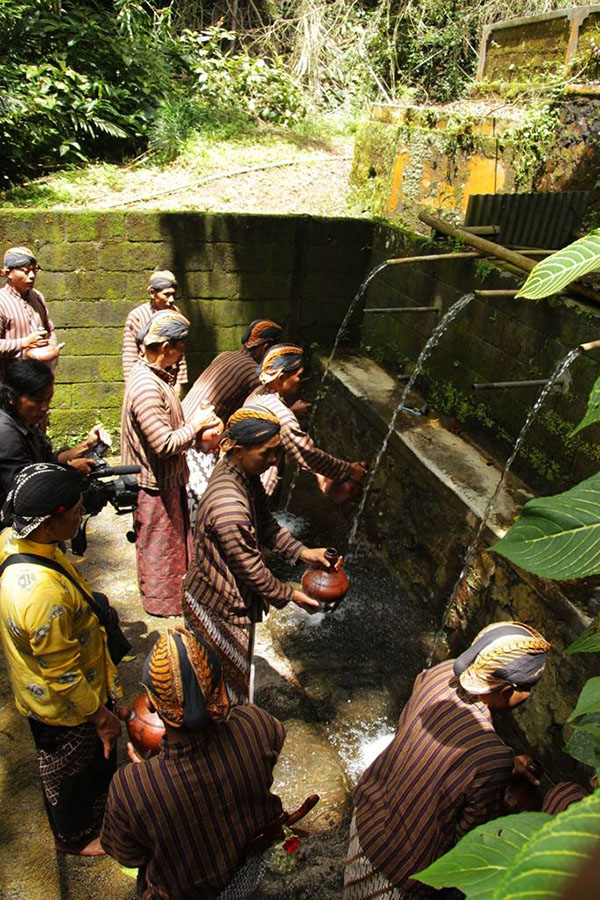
xmin=55 ymin=836 xmax=105 ymax=856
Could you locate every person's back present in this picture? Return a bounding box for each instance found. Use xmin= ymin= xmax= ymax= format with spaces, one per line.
xmin=182 ymin=347 xmax=260 ymax=424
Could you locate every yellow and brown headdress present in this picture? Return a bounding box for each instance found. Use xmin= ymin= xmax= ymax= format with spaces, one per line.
xmin=241 ymin=319 xmax=282 ymax=349
xmin=142 ymin=628 xmax=230 ymax=730
xmin=259 ymin=344 xmax=304 ymax=384
xmin=138 ymin=309 xmax=190 ymax=346
xmin=221 ymin=404 xmax=280 ymax=452
xmin=454 ymin=621 xmax=551 ymax=695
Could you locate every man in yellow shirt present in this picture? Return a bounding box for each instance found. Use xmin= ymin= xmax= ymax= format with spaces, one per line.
xmin=0 ymin=463 xmax=122 ymax=856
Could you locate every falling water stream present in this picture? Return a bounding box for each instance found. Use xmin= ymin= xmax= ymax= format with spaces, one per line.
xmin=427 ymin=345 xmax=583 ymax=665
xmin=346 ymin=291 xmax=476 ymax=556
xmin=283 ymin=261 xmax=390 ymax=509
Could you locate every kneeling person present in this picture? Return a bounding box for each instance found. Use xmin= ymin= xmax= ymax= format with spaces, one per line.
xmin=101 ymin=628 xmax=285 ymax=899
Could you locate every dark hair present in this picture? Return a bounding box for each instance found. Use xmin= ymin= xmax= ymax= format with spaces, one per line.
xmin=0 ymin=359 xmax=54 ymax=411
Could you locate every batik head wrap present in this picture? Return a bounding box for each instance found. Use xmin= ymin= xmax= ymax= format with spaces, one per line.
xmin=149 ymin=270 xmax=177 ymax=292
xmin=259 ymin=344 xmax=304 ymax=384
xmin=454 ymin=621 xmax=551 ymax=695
xmin=138 ymin=310 xmax=190 ymax=346
xmin=3 ymin=246 xmax=37 ymax=270
xmin=4 ymin=462 xmax=83 ymax=539
xmin=142 ymin=628 xmax=230 ymax=730
xmin=241 ymin=319 xmax=282 ymax=349
xmin=220 ymin=405 xmax=280 ymax=452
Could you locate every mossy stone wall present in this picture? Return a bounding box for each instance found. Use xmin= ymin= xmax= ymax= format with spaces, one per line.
xmin=0 ymin=210 xmax=373 ymax=443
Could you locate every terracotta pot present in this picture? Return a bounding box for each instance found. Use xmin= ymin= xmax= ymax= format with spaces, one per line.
xmin=301 ymin=548 xmax=349 ymax=612
xmin=25 ymin=344 xmax=61 ymax=362
xmin=315 ymin=474 xmax=362 ymax=506
xmin=117 ymin=692 xmax=165 ymax=757
xmin=196 ymin=422 xmax=224 ymax=454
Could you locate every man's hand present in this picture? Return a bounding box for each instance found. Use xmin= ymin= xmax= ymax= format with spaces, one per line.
xmin=290 ymin=399 xmax=312 ymax=420
xmin=188 ymin=404 xmax=222 ymax=433
xmin=300 ymin=547 xmax=340 ymax=569
xmin=127 ymin=741 xmax=143 ymax=765
xmin=513 ymin=754 xmax=543 ymax=786
xmin=67 ymin=457 xmax=96 ymax=474
xmin=292 ymin=588 xmax=320 ymax=613
xmin=349 ymin=461 xmax=368 ymax=484
xmin=85 ymin=424 xmax=112 ymax=452
xmin=22 ymin=328 xmax=49 ymax=350
xmin=86 ymin=705 xmax=122 ymax=759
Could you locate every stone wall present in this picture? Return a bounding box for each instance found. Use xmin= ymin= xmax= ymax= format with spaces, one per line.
xmin=0 ymin=210 xmax=373 ymax=443
xmin=360 ymin=223 xmax=600 ymax=495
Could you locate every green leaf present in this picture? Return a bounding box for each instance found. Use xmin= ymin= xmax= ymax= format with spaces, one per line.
xmin=566 ymin=620 xmax=600 ymax=654
xmin=413 ymin=813 xmax=550 ymax=897
xmin=568 ymin=677 xmax=600 ymax=721
xmin=493 ymin=790 xmax=600 ymax=899
xmin=516 ymin=230 xmax=600 ymax=300
xmin=564 ymin=716 xmax=600 ymax=770
xmin=572 ymin=375 xmax=600 ymax=436
xmin=491 ymin=471 xmax=600 ymax=580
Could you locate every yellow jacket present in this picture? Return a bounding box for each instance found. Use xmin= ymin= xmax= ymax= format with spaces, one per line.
xmin=0 ymin=529 xmax=121 ymax=726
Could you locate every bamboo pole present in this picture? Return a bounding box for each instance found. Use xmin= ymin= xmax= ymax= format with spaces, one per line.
xmin=418 ymin=211 xmax=536 ymax=273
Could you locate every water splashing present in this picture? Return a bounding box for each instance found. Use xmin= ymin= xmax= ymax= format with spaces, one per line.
xmin=427 ymin=344 xmax=583 ymax=666
xmin=284 ymin=261 xmax=390 ymax=510
xmin=346 ymin=292 xmax=475 ymax=557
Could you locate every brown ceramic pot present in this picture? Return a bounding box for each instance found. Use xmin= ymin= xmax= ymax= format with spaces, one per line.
xmin=117 ymin=693 xmax=165 ymax=757
xmin=301 ymin=548 xmax=349 ymax=612
xmin=315 ymin=474 xmax=362 ymax=506
xmin=25 ymin=344 xmax=61 ymax=362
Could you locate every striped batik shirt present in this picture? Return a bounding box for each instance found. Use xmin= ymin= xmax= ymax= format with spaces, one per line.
xmin=122 ymin=302 xmax=188 ymax=386
xmin=182 ymin=346 xmax=260 ymax=424
xmin=120 ymin=360 xmax=195 ymax=490
xmin=0 ymin=283 xmax=55 ymax=379
xmin=352 ymin=660 xmax=514 ymax=890
xmin=245 ymin=386 xmax=352 ymax=494
xmin=183 ymin=456 xmax=304 ymax=625
xmin=100 ymin=705 xmax=285 ymax=899
xmin=542 ymin=781 xmax=588 ymax=815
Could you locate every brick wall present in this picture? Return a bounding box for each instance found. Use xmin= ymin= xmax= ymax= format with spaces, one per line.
xmin=0 ymin=210 xmax=373 ymax=443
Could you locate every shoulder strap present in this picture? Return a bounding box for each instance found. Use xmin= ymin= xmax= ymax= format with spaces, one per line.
xmin=0 ymin=552 xmax=102 ymax=618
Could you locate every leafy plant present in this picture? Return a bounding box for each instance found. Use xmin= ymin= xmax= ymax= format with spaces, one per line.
xmin=516 ymin=229 xmax=600 ymax=300
xmin=572 ymin=374 xmax=600 ymax=436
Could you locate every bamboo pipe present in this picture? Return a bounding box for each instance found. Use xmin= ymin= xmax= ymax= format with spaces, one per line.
xmin=384 ymin=252 xmax=480 ymax=265
xmin=475 ymin=290 xmax=520 ymax=297
xmin=580 ymin=339 xmax=600 ymax=352
xmin=418 ymin=211 xmax=536 ymax=273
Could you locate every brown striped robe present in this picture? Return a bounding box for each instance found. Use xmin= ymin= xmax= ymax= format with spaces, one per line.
xmin=100 ymin=705 xmax=285 ymax=899
xmin=0 ymin=283 xmax=56 ymax=380
xmin=542 ymin=781 xmax=588 ymax=815
xmin=122 ymin=302 xmax=187 ymax=387
xmin=181 ymin=346 xmax=260 ymax=423
xmin=245 ymin=386 xmax=352 ymax=496
xmin=183 ymin=456 xmax=304 ymax=699
xmin=121 ymin=359 xmax=195 ymax=615
xmin=346 ymin=660 xmax=514 ymax=897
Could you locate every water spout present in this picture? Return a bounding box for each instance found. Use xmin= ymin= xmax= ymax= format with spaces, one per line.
xmin=472 ymin=371 xmax=571 ymax=394
xmin=428 ymin=345 xmax=583 ymax=665
xmin=345 ymin=292 xmax=476 ymax=558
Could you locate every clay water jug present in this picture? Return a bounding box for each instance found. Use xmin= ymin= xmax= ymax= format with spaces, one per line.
xmin=117 ymin=693 xmax=165 ymax=757
xmin=315 ymin=473 xmax=362 ymax=506
xmin=301 ymin=548 xmax=349 ymax=612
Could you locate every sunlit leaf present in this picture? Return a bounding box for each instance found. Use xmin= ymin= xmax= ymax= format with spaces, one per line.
xmin=572 ymin=375 xmax=600 ymax=436
xmin=516 ymin=230 xmax=600 ymax=300
xmin=564 ymin=715 xmax=600 ymax=771
xmin=568 ymin=676 xmax=600 ymax=721
xmin=566 ymin=620 xmax=600 ymax=654
xmin=491 ymin=472 xmax=600 ymax=580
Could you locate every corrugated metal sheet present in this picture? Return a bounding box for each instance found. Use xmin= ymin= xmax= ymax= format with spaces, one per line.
xmin=464 ymin=191 xmax=588 ymax=249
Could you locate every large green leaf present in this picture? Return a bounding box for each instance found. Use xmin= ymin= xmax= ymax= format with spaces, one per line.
xmin=413 ymin=813 xmax=550 ymax=898
xmin=572 ymin=375 xmax=600 ymax=436
xmin=491 ymin=471 xmax=600 ymax=580
xmin=568 ymin=676 xmax=600 ymax=721
xmin=493 ymin=790 xmax=600 ymax=899
xmin=516 ymin=229 xmax=600 ymax=300
xmin=566 ymin=619 xmax=600 ymax=654
xmin=564 ymin=716 xmax=600 ymax=771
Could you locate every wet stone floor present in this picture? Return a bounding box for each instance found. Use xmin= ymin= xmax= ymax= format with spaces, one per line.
xmin=0 ymin=474 xmax=436 ymax=899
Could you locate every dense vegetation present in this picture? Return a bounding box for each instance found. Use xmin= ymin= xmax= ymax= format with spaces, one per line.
xmin=0 ymin=0 xmax=586 ymax=186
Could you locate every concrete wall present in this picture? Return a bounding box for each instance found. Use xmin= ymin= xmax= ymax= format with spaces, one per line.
xmin=360 ymin=223 xmax=600 ymax=495
xmin=0 ymin=210 xmax=373 ymax=443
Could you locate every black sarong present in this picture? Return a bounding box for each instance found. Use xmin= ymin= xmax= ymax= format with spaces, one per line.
xmin=28 ymin=716 xmax=116 ymax=851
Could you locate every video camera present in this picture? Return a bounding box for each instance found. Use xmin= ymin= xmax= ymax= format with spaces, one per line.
xmin=71 ymin=440 xmax=141 ymax=556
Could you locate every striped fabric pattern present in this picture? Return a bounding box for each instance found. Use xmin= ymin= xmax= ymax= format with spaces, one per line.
xmin=181 ymin=347 xmax=261 ymax=423
xmin=352 ymin=660 xmax=514 ymax=891
xmin=183 ymin=456 xmax=304 ymax=627
xmin=100 ymin=705 xmax=285 ymax=899
xmin=542 ymin=781 xmax=588 ymax=815
xmin=122 ymin=302 xmax=187 ymax=385
xmin=245 ymin=387 xmax=351 ymax=495
xmin=0 ymin=284 xmax=55 ymax=379
xmin=120 ymin=360 xmax=195 ymax=490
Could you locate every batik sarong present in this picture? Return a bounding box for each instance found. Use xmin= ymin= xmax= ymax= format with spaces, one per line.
xmin=28 ymin=717 xmax=116 ymax=852
xmin=344 ymin=813 xmax=435 ymax=900
xmin=217 ymin=854 xmax=267 ymax=899
xmin=187 ymin=447 xmax=217 ymax=532
xmin=183 ymin=591 xmax=253 ymax=704
xmin=135 ymin=486 xmax=192 ymax=616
